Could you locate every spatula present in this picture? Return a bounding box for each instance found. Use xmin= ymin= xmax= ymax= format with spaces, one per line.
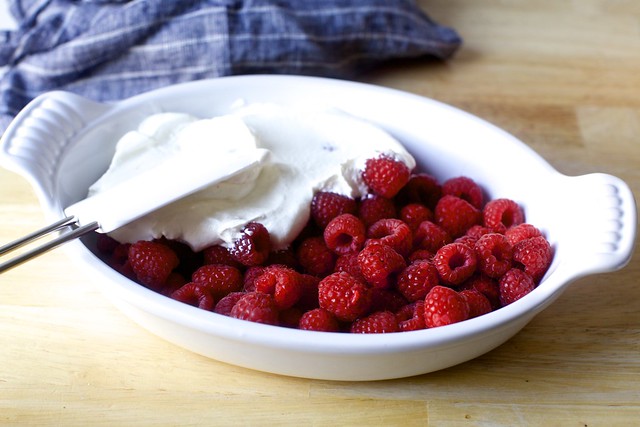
xmin=0 ymin=150 xmax=265 ymax=272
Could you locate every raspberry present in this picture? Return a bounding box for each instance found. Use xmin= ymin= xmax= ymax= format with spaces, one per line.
xmin=513 ymin=236 xmax=552 ymax=283
xmin=408 ymin=248 xmax=434 ymax=263
xmin=96 ymin=233 xmax=119 ymax=255
xmin=483 ymin=198 xmax=525 ymax=233
xmin=366 ymin=218 xmax=413 ymax=257
xmin=296 ymin=236 xmax=336 ymax=277
xmin=474 ymin=233 xmax=513 ymax=278
xmin=230 ymin=222 xmax=271 ymax=267
xmin=413 ymin=220 xmax=451 ymax=253
xmin=435 ymin=195 xmax=482 ymax=238
xmin=396 ymin=173 xmax=442 ymax=209
xmin=266 ymin=248 xmax=299 ymax=269
xmin=465 ymin=225 xmax=492 ymax=240
xmin=433 ymin=242 xmax=477 ymax=286
xmin=242 ymin=266 xmax=264 ymax=292
xmin=396 ymin=259 xmax=439 ymax=302
xmin=191 ymin=264 xmax=243 ymax=299
xmin=442 ymin=176 xmax=484 ymax=209
xmin=296 ymin=274 xmax=320 ymax=310
xmin=357 ymin=242 xmax=406 ymax=288
xmin=362 ymin=154 xmax=411 ymax=198
xmin=161 ymin=272 xmax=188 ymax=296
xmin=505 ymin=223 xmax=543 ymax=246
xmin=279 ymin=307 xmax=304 ymax=328
xmin=334 ymin=253 xmax=366 ymax=283
xmin=350 ymin=311 xmax=399 ymax=334
xmin=254 ymin=265 xmax=303 ymax=309
xmin=170 ymin=282 xmax=216 ymax=311
xmin=160 ymin=238 xmax=202 ymax=278
xmin=369 ymin=288 xmax=408 ymax=313
xmin=310 ymin=191 xmax=357 ymax=229
xmin=202 ymin=244 xmax=242 ymax=268
xmin=499 ymin=268 xmax=535 ymax=306
xmin=399 ymin=203 xmax=433 ymax=231
xmin=323 ymin=213 xmax=366 ymax=255
xmin=214 ymin=291 xmax=245 ymax=316
xmin=298 ymin=308 xmax=340 ymax=332
xmin=230 ymin=292 xmax=279 ymax=325
xmin=396 ymin=301 xmax=426 ymax=332
xmin=462 ymin=274 xmax=501 ymax=310
xmin=128 ymin=240 xmax=179 ymax=290
xmin=318 ymin=272 xmax=371 ymax=322
xmin=424 ymin=285 xmax=470 ymax=328
xmin=460 ymin=289 xmax=492 ymax=318
xmin=358 ymin=195 xmax=397 ymax=227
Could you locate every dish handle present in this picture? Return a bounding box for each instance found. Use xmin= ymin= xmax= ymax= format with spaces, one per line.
xmin=0 ymin=92 xmax=110 ymax=203
xmin=554 ymin=172 xmax=636 ymax=280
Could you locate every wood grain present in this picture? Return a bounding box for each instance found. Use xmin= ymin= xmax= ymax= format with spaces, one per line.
xmin=1 ymin=1 xmax=639 ymax=425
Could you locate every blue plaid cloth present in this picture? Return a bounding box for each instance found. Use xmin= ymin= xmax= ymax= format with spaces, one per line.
xmin=0 ymin=0 xmax=461 ymax=133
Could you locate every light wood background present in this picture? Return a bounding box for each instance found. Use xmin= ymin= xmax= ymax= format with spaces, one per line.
xmin=1 ymin=1 xmax=639 ymax=425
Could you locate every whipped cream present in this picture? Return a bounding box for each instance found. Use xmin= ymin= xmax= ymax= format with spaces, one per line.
xmin=89 ymin=103 xmax=415 ymax=251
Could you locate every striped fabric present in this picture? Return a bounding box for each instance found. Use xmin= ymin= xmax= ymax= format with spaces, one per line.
xmin=0 ymin=0 xmax=461 ymax=133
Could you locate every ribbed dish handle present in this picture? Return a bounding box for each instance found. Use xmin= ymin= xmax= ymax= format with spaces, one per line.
xmin=0 ymin=92 xmax=110 ymax=204
xmin=554 ymin=173 xmax=636 ymax=279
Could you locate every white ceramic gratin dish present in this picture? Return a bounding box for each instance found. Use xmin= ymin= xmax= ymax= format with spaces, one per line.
xmin=0 ymin=75 xmax=636 ymax=381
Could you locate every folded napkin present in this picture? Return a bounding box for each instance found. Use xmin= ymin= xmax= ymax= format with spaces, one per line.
xmin=0 ymin=0 xmax=461 ymax=134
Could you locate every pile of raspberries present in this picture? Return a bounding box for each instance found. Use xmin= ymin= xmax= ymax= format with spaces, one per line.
xmin=96 ymin=154 xmax=552 ymax=333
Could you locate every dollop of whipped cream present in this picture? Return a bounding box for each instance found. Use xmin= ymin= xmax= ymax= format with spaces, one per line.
xmin=89 ymin=103 xmax=415 ymax=251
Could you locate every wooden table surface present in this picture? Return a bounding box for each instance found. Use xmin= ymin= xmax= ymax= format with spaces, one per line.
xmin=1 ymin=1 xmax=639 ymax=425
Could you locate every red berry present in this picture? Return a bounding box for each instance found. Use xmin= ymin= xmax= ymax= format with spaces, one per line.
xmin=296 ymin=236 xmax=336 ymax=277
xmin=367 ymin=218 xmax=413 ymax=257
xmin=505 ymin=223 xmax=543 ymax=246
xmin=460 ymin=289 xmax=492 ymax=318
xmin=170 ymin=282 xmax=216 ymax=311
xmin=362 ymin=154 xmax=411 ymax=198
xmin=442 ymin=176 xmax=484 ymax=209
xmin=230 ymin=292 xmax=279 ymax=325
xmin=318 ymin=272 xmax=371 ymax=322
xmin=499 ymin=268 xmax=535 ymax=306
xmin=310 ymin=191 xmax=357 ymax=229
xmin=433 ymin=242 xmax=477 ymax=286
xmin=369 ymin=287 xmax=409 ymax=313
xmin=254 ymin=265 xmax=303 ymax=309
xmin=128 ymin=240 xmax=179 ymax=291
xmin=483 ymin=198 xmax=525 ymax=233
xmin=242 ymin=266 xmax=264 ymax=292
xmin=424 ymin=285 xmax=470 ymax=328
xmin=323 ymin=213 xmax=366 ymax=255
xmin=462 ymin=274 xmax=501 ymax=310
xmin=435 ymin=195 xmax=482 ymax=238
xmin=230 ymin=222 xmax=271 ymax=267
xmin=396 ymin=173 xmax=442 ymax=209
xmin=334 ymin=252 xmax=367 ymax=283
xmin=396 ymin=259 xmax=439 ymax=302
xmin=96 ymin=233 xmax=119 ymax=255
xmin=413 ymin=220 xmax=451 ymax=253
xmin=214 ymin=291 xmax=245 ymax=316
xmin=513 ymin=236 xmax=552 ymax=283
xmin=299 ymin=308 xmax=340 ymax=332
xmin=202 ymin=244 xmax=243 ymax=268
xmin=191 ymin=264 xmax=243 ymax=299
xmin=350 ymin=311 xmax=399 ymax=334
xmin=358 ymin=195 xmax=397 ymax=227
xmin=396 ymin=301 xmax=426 ymax=332
xmin=399 ymin=203 xmax=433 ymax=231
xmin=357 ymin=242 xmax=406 ymax=288
xmin=474 ymin=233 xmax=513 ymax=278
xmin=296 ymin=274 xmax=321 ymax=310
xmin=408 ymin=248 xmax=434 ymax=263
xmin=266 ymin=248 xmax=299 ymax=269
